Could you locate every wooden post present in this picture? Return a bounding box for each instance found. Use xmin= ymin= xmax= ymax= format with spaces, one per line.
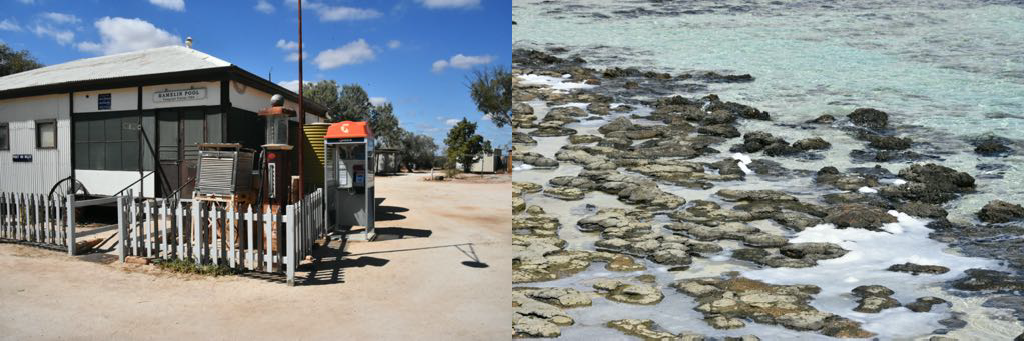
xmin=117 ymin=196 xmax=126 ymax=263
xmin=66 ymin=195 xmax=75 ymax=256
xmin=286 ymin=204 xmax=295 ymax=286
xmin=176 ymin=201 xmax=185 ymax=260
xmin=54 ymin=196 xmax=62 ymax=246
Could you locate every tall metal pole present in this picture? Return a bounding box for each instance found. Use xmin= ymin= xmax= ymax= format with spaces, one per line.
xmin=297 ymin=0 xmax=305 ymax=197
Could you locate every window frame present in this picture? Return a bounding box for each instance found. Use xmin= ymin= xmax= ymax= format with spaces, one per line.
xmin=0 ymin=122 xmax=9 ymax=150
xmin=35 ymin=119 xmax=57 ymax=149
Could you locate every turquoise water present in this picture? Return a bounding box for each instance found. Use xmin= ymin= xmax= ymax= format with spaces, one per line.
xmin=513 ymin=0 xmax=1024 ymax=220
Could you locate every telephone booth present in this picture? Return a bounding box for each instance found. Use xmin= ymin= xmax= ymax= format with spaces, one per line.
xmin=324 ymin=121 xmax=376 ymax=240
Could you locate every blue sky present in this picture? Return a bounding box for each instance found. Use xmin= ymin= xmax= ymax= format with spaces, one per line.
xmin=0 ymin=0 xmax=511 ymax=148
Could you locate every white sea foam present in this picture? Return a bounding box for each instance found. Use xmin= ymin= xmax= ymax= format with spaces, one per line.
xmin=858 ymin=186 xmax=878 ymax=193
xmin=517 ymin=74 xmax=596 ymax=92
xmin=731 ymin=153 xmax=754 ymax=174
xmin=513 ymin=164 xmax=534 ymax=171
xmin=743 ymin=211 xmax=1000 ymax=338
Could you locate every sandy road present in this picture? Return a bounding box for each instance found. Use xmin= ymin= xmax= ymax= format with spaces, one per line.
xmin=0 ymin=173 xmax=510 ymax=340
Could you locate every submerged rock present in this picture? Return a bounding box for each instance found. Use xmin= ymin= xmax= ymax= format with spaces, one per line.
xmin=793 ymin=137 xmax=831 ymax=150
xmin=897 ymin=201 xmax=948 ymax=219
xmin=824 ymin=204 xmax=897 ymax=230
xmin=606 ymin=319 xmax=706 ymax=341
xmin=977 ymin=200 xmax=1024 ymax=224
xmin=887 ymin=262 xmax=950 ymax=275
xmin=949 ymin=269 xmax=1024 ymax=292
xmin=543 ymin=186 xmax=585 ymax=201
xmin=672 ymin=274 xmax=873 ymax=337
xmin=593 ymin=279 xmax=664 ymax=305
xmin=851 ymin=285 xmax=900 ymax=313
xmin=513 ymin=290 xmax=576 ymax=338
xmin=879 ymin=163 xmax=975 ymax=204
xmin=848 ymin=108 xmax=889 ymax=130
xmin=905 ymin=297 xmax=948 ymax=313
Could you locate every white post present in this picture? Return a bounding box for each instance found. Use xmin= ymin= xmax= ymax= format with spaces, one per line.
xmin=228 ymin=204 xmax=236 ymax=268
xmin=192 ymin=201 xmax=201 ymax=263
xmin=54 ymin=196 xmax=62 ymax=246
xmin=246 ymin=205 xmax=254 ymax=270
xmin=176 ymin=202 xmax=184 ymax=260
xmin=265 ymin=207 xmax=273 ymax=273
xmin=286 ymin=204 xmax=295 ymax=286
xmin=66 ymin=195 xmax=75 ymax=256
xmin=117 ymin=196 xmax=126 ymax=262
xmin=161 ymin=200 xmax=169 ymax=259
xmin=145 ymin=200 xmax=153 ymax=258
xmin=210 ymin=204 xmax=219 ymax=266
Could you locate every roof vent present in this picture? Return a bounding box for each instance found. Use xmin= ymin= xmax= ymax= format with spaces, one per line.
xmin=186 ymin=36 xmax=193 ymax=49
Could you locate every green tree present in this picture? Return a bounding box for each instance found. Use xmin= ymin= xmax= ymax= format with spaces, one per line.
xmin=443 ymin=118 xmax=486 ymax=173
xmin=0 ymin=43 xmax=44 ymax=77
xmin=396 ymin=129 xmax=438 ymax=171
xmin=369 ymin=102 xmax=400 ymax=147
xmin=337 ymin=84 xmax=372 ymax=122
xmin=467 ymin=66 xmax=513 ymax=127
xmin=302 ymin=80 xmax=342 ymax=116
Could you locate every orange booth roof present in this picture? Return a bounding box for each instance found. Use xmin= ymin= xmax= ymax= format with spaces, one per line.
xmin=325 ymin=121 xmax=373 ymax=139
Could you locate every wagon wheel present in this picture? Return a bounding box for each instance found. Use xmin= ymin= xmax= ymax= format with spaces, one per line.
xmin=48 ymin=176 xmax=90 ymax=202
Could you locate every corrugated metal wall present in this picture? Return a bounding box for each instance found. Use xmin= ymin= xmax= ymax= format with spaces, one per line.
xmin=0 ymin=94 xmax=72 ymax=194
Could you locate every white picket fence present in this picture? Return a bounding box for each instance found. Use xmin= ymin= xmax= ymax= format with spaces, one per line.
xmin=2 ymin=188 xmax=327 ymax=286
xmin=0 ymin=193 xmax=74 ymax=252
xmin=118 ymin=188 xmax=326 ymax=285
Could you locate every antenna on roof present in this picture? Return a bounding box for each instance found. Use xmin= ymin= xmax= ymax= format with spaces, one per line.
xmin=186 ymin=36 xmax=193 ymax=49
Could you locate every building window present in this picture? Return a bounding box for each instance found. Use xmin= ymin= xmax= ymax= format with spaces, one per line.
xmin=73 ymin=112 xmax=152 ymax=171
xmin=0 ymin=122 xmax=9 ymax=150
xmin=36 ymin=120 xmax=56 ymax=149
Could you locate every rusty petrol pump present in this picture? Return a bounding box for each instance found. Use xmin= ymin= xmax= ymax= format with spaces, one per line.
xmin=324 ymin=121 xmax=376 ymax=241
xmin=258 ymin=95 xmax=295 ymax=254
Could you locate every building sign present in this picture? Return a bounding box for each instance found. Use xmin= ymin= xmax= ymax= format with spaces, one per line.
xmin=153 ymin=88 xmax=207 ymax=103
xmin=12 ymin=154 xmax=32 ymax=162
xmin=98 ymin=93 xmax=111 ymax=110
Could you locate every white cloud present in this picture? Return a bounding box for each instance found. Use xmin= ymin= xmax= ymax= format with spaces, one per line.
xmin=387 ymin=40 xmax=401 ymax=49
xmin=287 ymin=0 xmax=381 ymax=21
xmin=31 ymin=24 xmax=74 ymax=45
xmin=445 ymin=118 xmax=460 ymax=126
xmin=16 ymin=0 xmax=34 ymax=4
xmin=431 ymin=60 xmax=448 ymax=73
xmin=285 ymin=51 xmax=307 ymax=62
xmin=254 ymin=0 xmax=275 ymax=14
xmin=276 ymin=39 xmax=298 ymax=50
xmin=431 ymin=53 xmax=494 ymax=73
xmin=0 ymin=19 xmax=21 ymax=32
xmin=369 ymin=97 xmax=389 ymax=106
xmin=417 ymin=0 xmax=480 ymax=9
xmin=40 ymin=12 xmax=80 ymax=24
xmin=276 ymin=80 xmax=314 ymax=93
xmin=77 ymin=17 xmax=181 ymax=55
xmin=480 ymin=114 xmax=492 ymax=121
xmin=313 ymin=39 xmax=375 ymax=70
xmin=148 ymin=0 xmax=185 ymax=11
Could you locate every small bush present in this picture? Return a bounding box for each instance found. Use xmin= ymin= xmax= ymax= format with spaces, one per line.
xmin=152 ymin=258 xmax=238 ymax=277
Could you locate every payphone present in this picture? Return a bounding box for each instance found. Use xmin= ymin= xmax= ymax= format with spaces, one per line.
xmin=324 ymin=121 xmax=375 ymax=240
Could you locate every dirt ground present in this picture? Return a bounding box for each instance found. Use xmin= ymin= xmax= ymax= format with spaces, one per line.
xmin=0 ymin=173 xmax=511 ymax=340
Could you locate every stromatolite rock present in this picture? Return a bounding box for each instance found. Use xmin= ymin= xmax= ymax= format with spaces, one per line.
xmin=887 ymin=262 xmax=950 ymax=275
xmin=977 ymin=200 xmax=1024 ymax=224
xmin=848 ymin=108 xmax=889 ymax=130
xmin=824 ymin=204 xmax=897 ymax=230
xmin=672 ymin=274 xmax=873 ymax=337
xmin=851 ymin=285 xmax=900 ymax=313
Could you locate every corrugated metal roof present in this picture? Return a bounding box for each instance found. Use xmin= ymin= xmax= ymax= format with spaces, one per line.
xmin=0 ymin=46 xmax=231 ymax=92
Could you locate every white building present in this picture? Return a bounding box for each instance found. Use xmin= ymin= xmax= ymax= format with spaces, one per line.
xmin=0 ymin=46 xmax=326 ymax=197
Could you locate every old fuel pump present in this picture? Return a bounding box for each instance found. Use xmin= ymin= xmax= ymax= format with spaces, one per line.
xmin=324 ymin=121 xmax=376 ymax=240
xmin=259 ymin=95 xmax=294 ymax=207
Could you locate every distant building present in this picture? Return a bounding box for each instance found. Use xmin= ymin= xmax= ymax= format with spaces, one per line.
xmin=0 ymin=46 xmax=326 ymax=197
